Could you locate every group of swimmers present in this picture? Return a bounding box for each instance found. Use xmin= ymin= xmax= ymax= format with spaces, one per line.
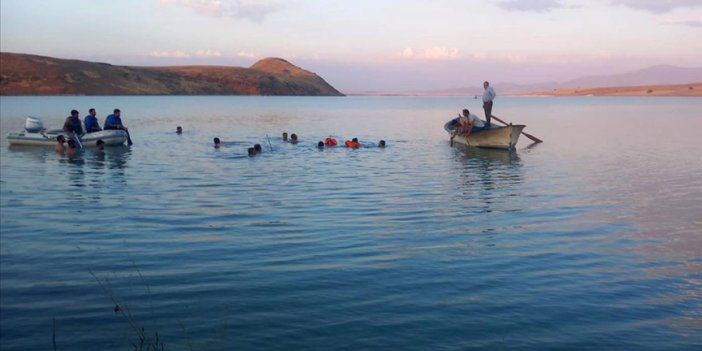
xmin=211 ymin=131 xmax=387 ymax=157
xmin=54 ymin=135 xmax=105 ymax=156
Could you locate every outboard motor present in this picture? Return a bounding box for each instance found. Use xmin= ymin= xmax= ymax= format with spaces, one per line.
xmin=25 ymin=116 xmax=44 ymax=132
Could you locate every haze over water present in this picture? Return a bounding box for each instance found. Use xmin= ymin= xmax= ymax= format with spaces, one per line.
xmin=1 ymin=96 xmax=701 ymax=350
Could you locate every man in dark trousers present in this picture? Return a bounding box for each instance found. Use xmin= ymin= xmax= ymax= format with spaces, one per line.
xmin=482 ymin=81 xmax=496 ymax=127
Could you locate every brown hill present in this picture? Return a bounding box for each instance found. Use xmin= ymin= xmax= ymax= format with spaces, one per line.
xmin=0 ymin=52 xmax=343 ymax=96
xmin=520 ymin=83 xmax=702 ymax=97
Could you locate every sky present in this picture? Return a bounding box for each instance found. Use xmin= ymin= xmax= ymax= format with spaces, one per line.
xmin=1 ymin=0 xmax=701 ymax=92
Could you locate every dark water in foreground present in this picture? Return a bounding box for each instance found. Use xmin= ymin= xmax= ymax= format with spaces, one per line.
xmin=1 ymin=96 xmax=701 ymax=350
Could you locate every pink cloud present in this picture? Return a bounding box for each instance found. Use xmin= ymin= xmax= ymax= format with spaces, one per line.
xmin=158 ymin=0 xmax=287 ymax=22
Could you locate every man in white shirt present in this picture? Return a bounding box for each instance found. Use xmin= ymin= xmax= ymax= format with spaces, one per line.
xmin=451 ymin=109 xmax=487 ymax=142
xmin=482 ymin=81 xmax=496 ymax=127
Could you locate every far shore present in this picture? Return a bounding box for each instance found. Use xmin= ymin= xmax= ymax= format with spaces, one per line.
xmin=518 ymin=82 xmax=702 ymax=97
xmin=350 ymin=82 xmax=702 ymax=97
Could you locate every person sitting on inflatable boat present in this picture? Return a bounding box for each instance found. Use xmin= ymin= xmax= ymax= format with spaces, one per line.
xmin=63 ymin=110 xmax=84 ymax=137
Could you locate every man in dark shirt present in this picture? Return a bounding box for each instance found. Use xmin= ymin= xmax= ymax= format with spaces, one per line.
xmin=63 ymin=110 xmax=83 ymax=136
xmin=84 ymin=108 xmax=102 ymax=133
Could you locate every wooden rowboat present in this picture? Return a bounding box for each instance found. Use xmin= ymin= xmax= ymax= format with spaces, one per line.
xmin=444 ymin=117 xmax=525 ymax=150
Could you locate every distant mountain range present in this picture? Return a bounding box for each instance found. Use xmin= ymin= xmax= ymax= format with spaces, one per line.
xmin=0 ymin=53 xmax=343 ymax=96
xmin=361 ymin=65 xmax=702 ymax=96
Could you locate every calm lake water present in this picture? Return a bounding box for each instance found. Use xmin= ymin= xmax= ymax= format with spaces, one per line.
xmin=1 ymin=96 xmax=701 ymax=350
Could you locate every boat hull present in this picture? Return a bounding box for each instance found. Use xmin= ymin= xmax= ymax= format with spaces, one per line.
xmin=444 ymin=118 xmax=524 ymax=149
xmin=7 ymin=130 xmax=128 ymax=147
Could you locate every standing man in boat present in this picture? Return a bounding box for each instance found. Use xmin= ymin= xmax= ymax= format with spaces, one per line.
xmin=84 ymin=108 xmax=102 ymax=133
xmin=482 ymin=81 xmax=496 ymax=127
xmin=63 ymin=109 xmax=84 ymax=138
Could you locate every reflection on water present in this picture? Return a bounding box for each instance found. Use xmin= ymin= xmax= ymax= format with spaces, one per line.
xmin=1 ymin=96 xmax=701 ymax=350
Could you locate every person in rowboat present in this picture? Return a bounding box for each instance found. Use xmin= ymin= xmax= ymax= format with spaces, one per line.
xmin=482 ymin=81 xmax=496 ymax=127
xmin=84 ymin=108 xmax=102 ymax=133
xmin=63 ymin=109 xmax=84 ymax=138
xmin=451 ymin=109 xmax=486 ymax=140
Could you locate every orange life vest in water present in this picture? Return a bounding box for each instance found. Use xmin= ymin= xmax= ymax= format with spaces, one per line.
xmin=345 ymin=140 xmax=360 ymax=148
xmin=324 ymin=137 xmax=337 ymax=146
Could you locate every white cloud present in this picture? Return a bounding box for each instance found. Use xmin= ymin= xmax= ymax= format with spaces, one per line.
xmin=658 ymin=18 xmax=702 ymax=27
xmin=237 ymin=51 xmax=258 ymax=58
xmin=400 ymin=47 xmax=414 ymax=58
xmin=149 ymin=50 xmax=190 ymax=58
xmin=610 ymin=0 xmax=701 ymax=14
xmin=149 ymin=49 xmax=224 ymax=58
xmin=398 ymin=47 xmax=460 ymax=60
xmin=195 ymin=49 xmax=222 ymax=57
xmin=495 ymin=0 xmax=566 ymax=12
xmin=158 ymin=0 xmax=287 ymax=21
xmin=424 ymin=47 xmax=460 ymax=60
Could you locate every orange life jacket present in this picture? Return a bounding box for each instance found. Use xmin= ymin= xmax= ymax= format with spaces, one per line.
xmin=324 ymin=137 xmax=337 ymax=146
xmin=345 ymin=140 xmax=360 ymax=148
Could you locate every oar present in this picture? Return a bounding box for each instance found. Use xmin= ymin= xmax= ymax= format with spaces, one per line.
xmin=125 ymin=129 xmax=133 ymax=146
xmin=266 ymin=134 xmax=274 ymax=151
xmin=491 ymin=115 xmax=543 ymax=143
xmin=74 ymin=133 xmax=83 ymax=149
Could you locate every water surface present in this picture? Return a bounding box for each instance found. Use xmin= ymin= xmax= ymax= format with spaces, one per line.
xmin=1 ymin=96 xmax=701 ymax=350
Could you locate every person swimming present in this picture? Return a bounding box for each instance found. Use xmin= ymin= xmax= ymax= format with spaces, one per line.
xmin=66 ymin=139 xmax=78 ymax=157
xmin=176 ymin=126 xmax=183 ymax=134
xmin=214 ymin=137 xmax=222 ymax=148
xmin=290 ymin=133 xmax=298 ymax=144
xmin=324 ymin=137 xmax=338 ymax=146
xmin=96 ymin=139 xmax=105 ymax=151
xmin=254 ymin=144 xmax=262 ymax=153
xmin=378 ymin=140 xmax=386 ymax=148
xmin=282 ymin=132 xmax=288 ymax=141
xmin=55 ymin=135 xmax=66 ymax=153
xmin=248 ymin=147 xmax=256 ymax=157
xmin=318 ymin=141 xmax=325 ymax=148
xmin=345 ymin=138 xmax=361 ymax=148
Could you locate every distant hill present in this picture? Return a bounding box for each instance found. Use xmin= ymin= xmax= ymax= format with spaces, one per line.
xmin=521 ymin=82 xmax=702 ymax=97
xmin=559 ymin=65 xmax=702 ymax=88
xmin=0 ymin=53 xmax=343 ymax=96
xmin=357 ymin=65 xmax=702 ymax=96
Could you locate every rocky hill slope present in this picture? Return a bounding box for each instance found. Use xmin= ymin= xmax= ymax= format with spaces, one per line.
xmin=0 ymin=53 xmax=343 ymax=96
